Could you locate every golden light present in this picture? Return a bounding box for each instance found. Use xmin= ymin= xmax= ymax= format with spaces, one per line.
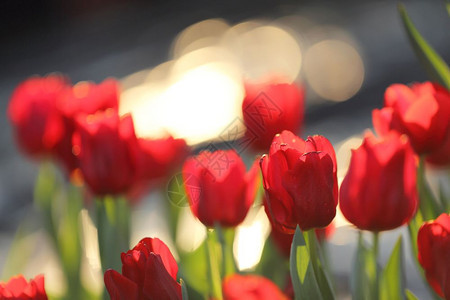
xmin=176 ymin=207 xmax=207 ymax=252
xmin=233 ymin=207 xmax=271 ymax=271
xmin=171 ymin=19 xmax=230 ymax=59
xmin=222 ymin=24 xmax=302 ymax=83
xmin=304 ymin=39 xmax=364 ymax=102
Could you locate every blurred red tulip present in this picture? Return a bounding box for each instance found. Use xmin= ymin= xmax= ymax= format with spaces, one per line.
xmin=373 ymin=82 xmax=450 ymax=156
xmin=135 ymin=136 xmax=190 ymax=183
xmin=104 ymin=237 xmax=181 ymax=300
xmin=0 ymin=274 xmax=47 ymax=300
xmin=242 ymin=81 xmax=304 ymax=152
xmin=340 ymin=131 xmax=418 ymax=231
xmin=182 ymin=150 xmax=259 ymax=227
xmin=58 ymin=79 xmax=119 ymax=117
xmin=418 ymin=213 xmax=450 ymax=299
xmin=222 ymin=274 xmax=288 ymax=300
xmin=260 ymin=130 xmax=338 ymax=233
xmin=55 ymin=79 xmax=121 ymax=174
xmin=72 ymin=111 xmax=138 ymax=195
xmin=7 ymin=75 xmax=70 ymax=158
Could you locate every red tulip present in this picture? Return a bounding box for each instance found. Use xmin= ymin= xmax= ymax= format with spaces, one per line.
xmin=58 ymin=79 xmax=119 ymax=117
xmin=55 ymin=79 xmax=121 ymax=174
xmin=373 ymin=82 xmax=450 ymax=155
xmin=340 ymin=131 xmax=418 ymax=231
xmin=182 ymin=150 xmax=259 ymax=227
xmin=7 ymin=75 xmax=70 ymax=158
xmin=104 ymin=237 xmax=181 ymax=300
xmin=260 ymin=130 xmax=338 ymax=233
xmin=0 ymin=274 xmax=47 ymax=300
xmin=222 ymin=274 xmax=288 ymax=300
xmin=72 ymin=111 xmax=138 ymax=195
xmin=135 ymin=136 xmax=190 ymax=183
xmin=242 ymin=81 xmax=304 ymax=151
xmin=418 ymin=213 xmax=450 ymax=299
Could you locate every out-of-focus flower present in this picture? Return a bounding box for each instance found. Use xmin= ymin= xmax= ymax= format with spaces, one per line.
xmin=242 ymin=81 xmax=304 ymax=152
xmin=340 ymin=131 xmax=418 ymax=231
xmin=104 ymin=237 xmax=181 ymax=300
xmin=135 ymin=137 xmax=190 ymax=184
xmin=222 ymin=274 xmax=288 ymax=300
xmin=373 ymin=82 xmax=450 ymax=156
xmin=58 ymin=79 xmax=119 ymax=117
xmin=0 ymin=274 xmax=47 ymax=300
xmin=182 ymin=150 xmax=259 ymax=227
xmin=426 ymin=128 xmax=450 ymax=166
xmin=72 ymin=111 xmax=138 ymax=196
xmin=7 ymin=75 xmax=70 ymax=158
xmin=55 ymin=79 xmax=121 ymax=174
xmin=260 ymin=130 xmax=338 ymax=233
xmin=417 ymin=213 xmax=450 ymax=299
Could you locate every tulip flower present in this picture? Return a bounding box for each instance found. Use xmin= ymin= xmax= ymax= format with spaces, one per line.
xmin=7 ymin=75 xmax=70 ymax=158
xmin=72 ymin=110 xmax=138 ymax=195
xmin=242 ymin=81 xmax=304 ymax=151
xmin=104 ymin=237 xmax=182 ymax=300
xmin=135 ymin=136 xmax=190 ymax=184
xmin=0 ymin=274 xmax=47 ymax=300
xmin=260 ymin=130 xmax=338 ymax=233
xmin=340 ymin=131 xmax=418 ymax=231
xmin=373 ymin=82 xmax=450 ymax=156
xmin=182 ymin=150 xmax=259 ymax=227
xmin=222 ymin=274 xmax=288 ymax=300
xmin=417 ymin=213 xmax=450 ymax=299
xmin=55 ymin=79 xmax=121 ymax=173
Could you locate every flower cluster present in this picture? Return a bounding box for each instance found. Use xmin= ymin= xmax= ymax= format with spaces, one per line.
xmin=8 ymin=75 xmax=189 ymax=196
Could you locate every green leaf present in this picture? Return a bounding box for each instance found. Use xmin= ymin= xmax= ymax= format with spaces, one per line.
xmin=178 ymin=241 xmax=209 ymax=296
xmin=181 ymin=278 xmax=189 ymax=300
xmin=351 ymin=234 xmax=377 ymax=300
xmin=405 ymin=289 xmax=419 ymax=300
xmin=398 ymin=3 xmax=450 ymax=89
xmin=380 ymin=237 xmax=405 ymax=300
xmin=290 ymin=226 xmax=323 ymax=300
xmin=305 ymin=230 xmax=335 ymax=300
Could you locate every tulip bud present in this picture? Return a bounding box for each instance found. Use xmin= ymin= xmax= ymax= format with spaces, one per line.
xmin=182 ymin=150 xmax=259 ymax=228
xmin=417 ymin=213 xmax=450 ymax=299
xmin=260 ymin=130 xmax=338 ymax=233
xmin=0 ymin=274 xmax=47 ymax=300
xmin=373 ymin=82 xmax=450 ymax=156
xmin=340 ymin=131 xmax=418 ymax=231
xmin=242 ymin=81 xmax=304 ymax=151
xmin=222 ymin=274 xmax=288 ymax=300
xmin=104 ymin=237 xmax=182 ymax=300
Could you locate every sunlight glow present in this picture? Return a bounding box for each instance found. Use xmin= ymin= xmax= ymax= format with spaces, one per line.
xmin=234 ymin=207 xmax=271 ymax=271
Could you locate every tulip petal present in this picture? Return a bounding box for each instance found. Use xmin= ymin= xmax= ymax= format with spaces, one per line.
xmin=104 ymin=270 xmax=139 ymax=300
xmin=282 ymin=152 xmax=336 ymax=231
xmin=142 ymin=253 xmax=182 ymax=300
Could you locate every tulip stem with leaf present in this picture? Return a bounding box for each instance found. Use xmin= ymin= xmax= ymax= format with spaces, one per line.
xmin=34 ymin=162 xmax=86 ymax=300
xmin=95 ymin=196 xmax=131 ymax=275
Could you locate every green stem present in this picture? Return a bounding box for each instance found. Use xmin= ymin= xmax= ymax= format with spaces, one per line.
xmin=205 ymin=229 xmax=223 ymax=300
xmin=96 ymin=196 xmax=131 ymax=274
xmin=373 ymin=232 xmax=379 ymax=300
xmin=215 ymin=224 xmax=236 ymax=277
